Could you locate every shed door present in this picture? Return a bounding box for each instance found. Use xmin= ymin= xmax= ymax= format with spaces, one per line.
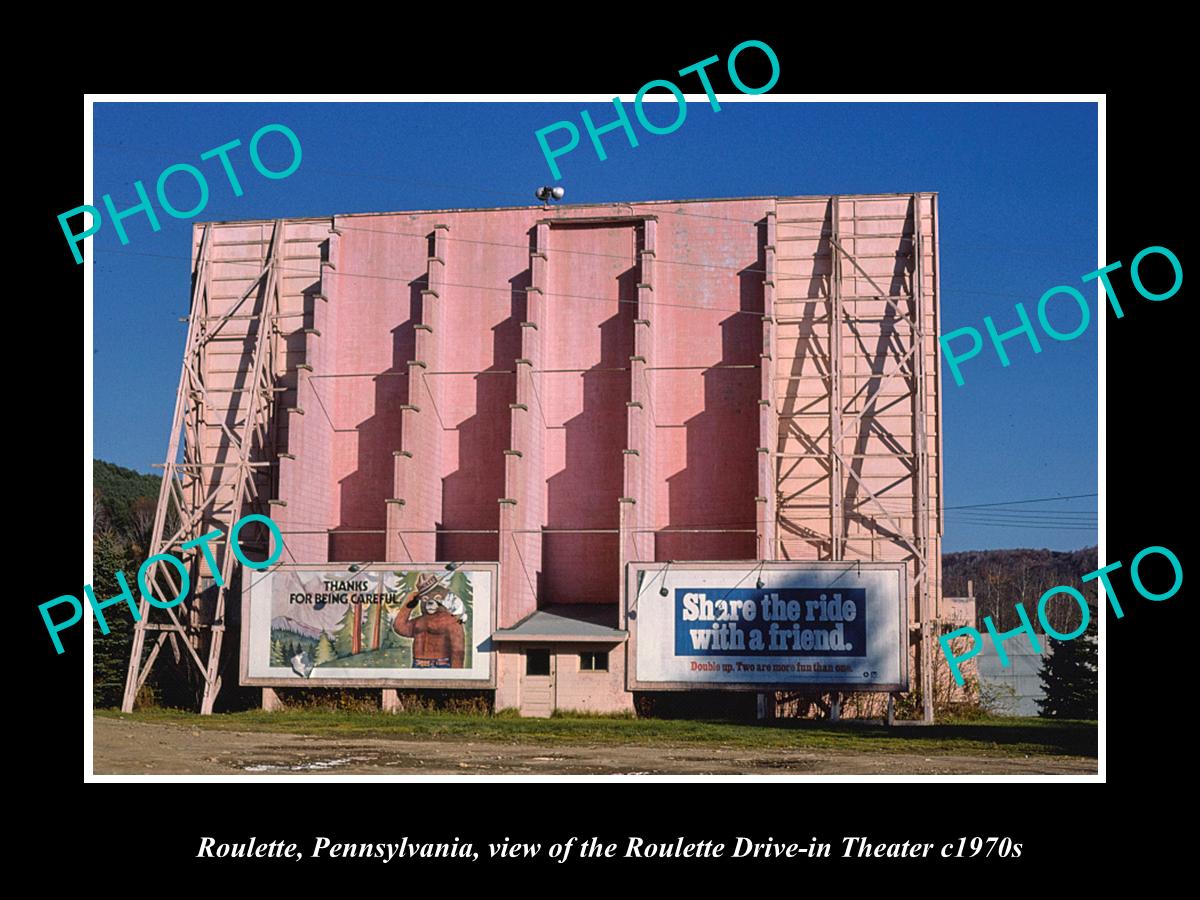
xmin=522 ymin=648 xmax=555 ymax=718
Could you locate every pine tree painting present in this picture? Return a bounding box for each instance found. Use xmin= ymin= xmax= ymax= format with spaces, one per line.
xmin=1036 ymin=615 xmax=1098 ymax=719
xmin=383 ymin=620 xmax=406 ymax=650
xmin=313 ymin=633 xmax=337 ymax=666
xmin=448 ymin=570 xmax=475 ymax=640
xmin=333 ymin=603 xmax=361 ymax=658
xmin=270 ymin=639 xmax=286 ymax=666
xmin=448 ymin=571 xmax=474 ymax=610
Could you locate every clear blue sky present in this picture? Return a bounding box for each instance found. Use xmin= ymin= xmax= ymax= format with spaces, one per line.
xmin=90 ymin=100 xmax=1098 ymax=553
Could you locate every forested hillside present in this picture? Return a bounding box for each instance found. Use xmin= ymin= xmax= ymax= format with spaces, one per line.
xmin=92 ymin=460 xmax=161 ymax=707
xmin=944 ymin=547 xmax=1098 ymax=632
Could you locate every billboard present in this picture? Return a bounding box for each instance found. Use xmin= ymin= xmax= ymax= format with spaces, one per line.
xmin=240 ymin=563 xmax=496 ymax=688
xmin=625 ymin=561 xmax=908 ymax=692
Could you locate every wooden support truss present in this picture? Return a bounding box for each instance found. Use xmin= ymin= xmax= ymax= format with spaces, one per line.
xmin=122 ymin=221 xmax=286 ymax=714
xmin=772 ymin=195 xmax=937 ymax=722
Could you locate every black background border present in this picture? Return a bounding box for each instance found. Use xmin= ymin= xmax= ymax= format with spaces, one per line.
xmin=21 ymin=30 xmax=1189 ymax=878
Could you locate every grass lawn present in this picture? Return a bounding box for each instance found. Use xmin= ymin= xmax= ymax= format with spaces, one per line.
xmin=95 ymin=708 xmax=1097 ymax=759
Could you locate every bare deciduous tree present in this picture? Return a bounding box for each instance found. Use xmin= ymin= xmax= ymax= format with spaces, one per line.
xmin=129 ymin=496 xmax=157 ymax=558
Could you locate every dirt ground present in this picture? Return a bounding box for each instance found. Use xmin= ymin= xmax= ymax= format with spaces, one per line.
xmin=93 ymin=718 xmax=1096 ymax=775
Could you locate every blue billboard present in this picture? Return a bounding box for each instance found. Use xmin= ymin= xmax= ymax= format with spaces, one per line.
xmin=674 ymin=588 xmax=867 ymax=657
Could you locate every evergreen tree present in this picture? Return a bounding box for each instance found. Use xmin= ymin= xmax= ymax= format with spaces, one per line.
xmin=449 ymin=571 xmax=474 ymax=611
xmin=91 ymin=529 xmax=138 ymax=707
xmin=93 ymin=460 xmax=165 ymax=539
xmin=383 ymin=618 xmax=405 ymax=649
xmin=333 ymin=604 xmax=360 ymax=658
xmin=1036 ymin=614 xmax=1098 ymax=719
xmin=314 ymin=633 xmax=337 ymax=666
xmin=270 ymin=639 xmax=286 ymax=666
xmin=448 ymin=571 xmax=474 ymax=666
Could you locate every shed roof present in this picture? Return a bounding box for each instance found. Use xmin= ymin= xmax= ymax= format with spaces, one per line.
xmin=491 ymin=605 xmax=627 ymax=644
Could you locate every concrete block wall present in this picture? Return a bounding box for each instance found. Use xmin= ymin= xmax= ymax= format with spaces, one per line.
xmin=493 ymin=644 xmax=632 ymax=715
xmin=539 ymin=221 xmax=635 ymax=604
xmin=275 ymin=222 xmax=340 ymax=563
xmin=554 ymin=646 xmax=634 ymax=714
xmin=650 ymin=199 xmax=766 ymax=564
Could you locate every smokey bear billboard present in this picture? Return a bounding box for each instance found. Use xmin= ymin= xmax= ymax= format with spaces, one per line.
xmin=241 ymin=564 xmax=496 ymax=687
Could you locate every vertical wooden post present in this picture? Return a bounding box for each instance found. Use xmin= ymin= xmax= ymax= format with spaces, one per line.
xmin=829 ymin=197 xmax=844 ymax=562
xmin=911 ymin=194 xmax=934 ymax=726
xmin=625 ymin=217 xmax=656 ymax=572
xmin=756 ymin=692 xmax=776 ymax=720
xmin=758 ymin=209 xmax=778 ymax=561
xmin=381 ymin=689 xmax=404 ymax=713
xmin=262 ymin=687 xmax=284 ymax=712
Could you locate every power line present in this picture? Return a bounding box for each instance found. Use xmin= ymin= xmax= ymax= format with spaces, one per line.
xmin=945 ymin=513 xmax=1099 ymax=520
xmin=945 ymin=511 xmax=1099 ymax=518
xmin=947 ymin=513 xmax=1096 ymax=523
xmin=944 ymin=492 xmax=1097 ymax=510
xmin=275 ymin=494 xmax=1099 ymax=535
xmin=96 ymin=241 xmax=1049 ymax=327
xmin=95 ymin=247 xmax=772 ymax=320
xmin=89 ymin=205 xmax=1062 ymax=295
xmin=812 ymin=493 xmax=1097 ymax=514
xmin=948 ymin=521 xmax=1097 ymax=528
xmin=945 ymin=520 xmax=1099 ymax=528
xmin=945 ymin=507 xmax=1097 ymax=518
xmin=328 ymin=222 xmax=1084 ymax=305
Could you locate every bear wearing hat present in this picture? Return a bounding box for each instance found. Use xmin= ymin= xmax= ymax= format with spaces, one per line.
xmin=391 ymin=574 xmax=466 ymax=668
